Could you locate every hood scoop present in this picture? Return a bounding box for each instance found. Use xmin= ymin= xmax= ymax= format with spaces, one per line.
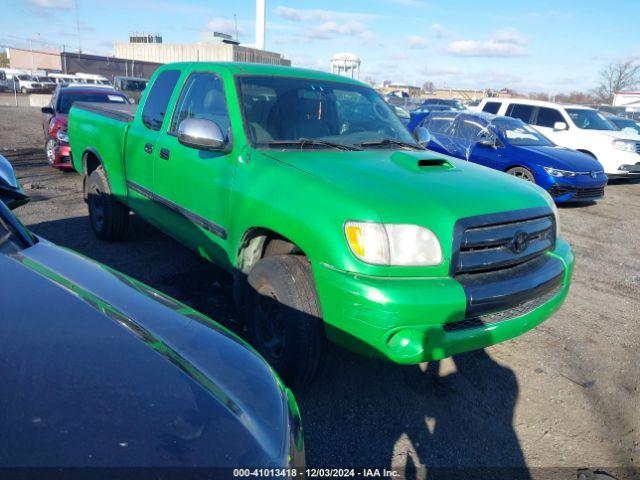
xmin=417 ymin=158 xmax=452 ymax=168
xmin=390 ymin=151 xmax=454 ymax=172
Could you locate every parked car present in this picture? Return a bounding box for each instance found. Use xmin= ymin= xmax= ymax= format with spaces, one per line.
xmin=41 ymin=86 xmax=129 ymax=170
xmin=74 ymin=72 xmax=112 ymax=86
xmin=406 ymin=104 xmax=454 ymax=132
xmin=33 ymin=75 xmax=57 ymax=93
xmin=11 ymin=74 xmax=45 ymax=94
xmin=606 ymin=114 xmax=640 ymax=136
xmin=48 ymin=73 xmax=83 ymax=85
xmin=478 ymin=98 xmax=640 ymax=178
xmin=421 ymin=98 xmax=465 ymax=111
xmin=0 ymin=154 xmax=28 ymax=209
xmin=0 ymin=196 xmax=304 ymax=470
xmin=69 ymin=62 xmax=574 ymax=386
xmin=419 ymin=111 xmax=607 ymax=202
xmin=114 ymin=75 xmax=149 ymax=103
xmin=392 ymin=105 xmax=411 ymax=125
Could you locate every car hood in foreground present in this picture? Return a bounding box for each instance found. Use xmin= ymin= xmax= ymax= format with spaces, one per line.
xmin=0 ymin=241 xmax=300 ymax=468
xmin=517 ymin=145 xmax=604 ymax=172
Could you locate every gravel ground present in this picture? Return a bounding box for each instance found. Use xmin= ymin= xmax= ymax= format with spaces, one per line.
xmin=2 ymin=106 xmax=639 ymax=479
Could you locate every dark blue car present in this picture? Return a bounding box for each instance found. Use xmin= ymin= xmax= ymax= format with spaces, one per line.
xmin=406 ymin=104 xmax=454 ymax=132
xmin=418 ymin=111 xmax=608 ymax=203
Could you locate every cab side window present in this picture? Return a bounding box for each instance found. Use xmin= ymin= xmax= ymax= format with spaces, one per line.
xmin=534 ymin=107 xmax=565 ymax=128
xmin=505 ymin=103 xmax=534 ymax=123
xmin=169 ymin=73 xmax=230 ymax=141
xmin=141 ymin=70 xmax=181 ymax=131
xmin=425 ymin=115 xmax=455 ymax=134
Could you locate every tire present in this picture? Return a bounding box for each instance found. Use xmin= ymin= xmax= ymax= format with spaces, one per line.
xmin=85 ymin=166 xmax=129 ymax=240
xmin=246 ymin=255 xmax=327 ymax=387
xmin=506 ymin=166 xmax=536 ymax=183
xmin=21 ymin=87 xmax=27 ymax=94
xmin=45 ymin=137 xmax=56 ymax=166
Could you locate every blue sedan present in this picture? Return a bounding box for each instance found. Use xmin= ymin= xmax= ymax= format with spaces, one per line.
xmin=418 ymin=111 xmax=608 ymax=203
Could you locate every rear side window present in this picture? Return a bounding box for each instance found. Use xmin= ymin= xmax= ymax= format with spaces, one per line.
xmin=425 ymin=115 xmax=455 ymax=134
xmin=169 ymin=72 xmax=230 ymax=139
xmin=482 ymin=101 xmax=501 ymax=114
xmin=534 ymin=107 xmax=565 ymax=128
xmin=505 ymin=103 xmax=534 ymax=123
xmin=455 ymin=117 xmax=487 ymax=139
xmin=141 ymin=70 xmax=180 ymax=131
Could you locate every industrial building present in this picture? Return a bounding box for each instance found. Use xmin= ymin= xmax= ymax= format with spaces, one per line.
xmin=113 ymin=32 xmax=290 ymax=66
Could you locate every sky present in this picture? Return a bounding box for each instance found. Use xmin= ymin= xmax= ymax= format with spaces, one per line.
xmin=2 ymin=0 xmax=639 ymax=93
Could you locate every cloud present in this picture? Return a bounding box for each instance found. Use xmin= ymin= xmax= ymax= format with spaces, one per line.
xmin=307 ymin=21 xmax=372 ymax=40
xmin=445 ymin=29 xmax=527 ymax=57
xmin=405 ymin=35 xmax=429 ymax=49
xmin=275 ymin=6 xmax=375 ymax=41
xmin=206 ymin=17 xmax=245 ymax=36
xmin=28 ymin=0 xmax=72 ymax=7
xmin=275 ymin=6 xmax=378 ymax=22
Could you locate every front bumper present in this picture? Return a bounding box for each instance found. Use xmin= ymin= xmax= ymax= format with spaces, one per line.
xmin=52 ymin=144 xmax=74 ymax=170
xmin=313 ymin=238 xmax=573 ymax=364
xmin=607 ymin=163 xmax=640 ymax=178
xmin=544 ymin=173 xmax=608 ymax=203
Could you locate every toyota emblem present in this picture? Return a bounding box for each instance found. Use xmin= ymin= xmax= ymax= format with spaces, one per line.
xmin=510 ymin=230 xmax=530 ymax=254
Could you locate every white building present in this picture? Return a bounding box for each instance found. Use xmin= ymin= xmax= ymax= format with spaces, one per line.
xmin=613 ymin=91 xmax=640 ymax=112
xmin=330 ymin=53 xmax=361 ymax=80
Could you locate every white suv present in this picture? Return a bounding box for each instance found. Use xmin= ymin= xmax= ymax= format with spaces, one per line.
xmin=477 ymin=98 xmax=640 ymax=178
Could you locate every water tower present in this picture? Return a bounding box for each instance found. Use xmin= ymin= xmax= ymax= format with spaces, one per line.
xmin=330 ymin=53 xmax=361 ymax=80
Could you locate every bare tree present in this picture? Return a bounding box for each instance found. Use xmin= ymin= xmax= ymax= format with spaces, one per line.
xmin=0 ymin=50 xmax=8 ymax=68
xmin=594 ymin=60 xmax=640 ymax=104
xmin=422 ymin=81 xmax=435 ymax=93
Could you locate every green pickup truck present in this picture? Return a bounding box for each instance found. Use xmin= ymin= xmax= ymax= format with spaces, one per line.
xmin=69 ymin=62 xmax=574 ymax=386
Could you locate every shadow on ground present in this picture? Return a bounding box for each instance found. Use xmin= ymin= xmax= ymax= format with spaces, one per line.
xmin=28 ymin=213 xmax=529 ymax=478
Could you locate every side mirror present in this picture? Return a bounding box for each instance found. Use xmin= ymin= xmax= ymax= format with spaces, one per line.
xmin=41 ymin=106 xmax=54 ymax=115
xmin=553 ymin=121 xmax=568 ymax=131
xmin=177 ymin=118 xmax=226 ymax=151
xmin=477 ymin=137 xmax=497 ymax=148
xmin=413 ymin=126 xmax=431 ymax=146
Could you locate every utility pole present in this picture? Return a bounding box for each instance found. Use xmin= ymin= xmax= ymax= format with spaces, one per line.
xmin=74 ymin=0 xmax=82 ymax=53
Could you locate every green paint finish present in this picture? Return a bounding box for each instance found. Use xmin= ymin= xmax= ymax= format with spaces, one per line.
xmin=69 ymin=62 xmax=574 ymax=363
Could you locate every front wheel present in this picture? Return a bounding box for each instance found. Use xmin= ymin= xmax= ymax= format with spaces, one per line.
xmin=20 ymin=87 xmax=28 ymax=94
xmin=86 ymin=167 xmax=130 ymax=240
xmin=506 ymin=166 xmax=536 ymax=183
xmin=246 ymin=255 xmax=327 ymax=387
xmin=45 ymin=137 xmax=56 ymax=166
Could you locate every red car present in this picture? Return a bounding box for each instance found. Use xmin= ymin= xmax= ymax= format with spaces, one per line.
xmin=41 ymin=86 xmax=129 ymax=170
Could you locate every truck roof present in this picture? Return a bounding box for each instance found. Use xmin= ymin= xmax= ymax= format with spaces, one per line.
xmin=157 ymin=62 xmax=367 ymax=87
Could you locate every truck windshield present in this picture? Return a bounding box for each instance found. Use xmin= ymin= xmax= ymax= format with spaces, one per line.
xmin=566 ymin=109 xmax=616 ymax=131
xmin=238 ymin=76 xmax=418 ymax=149
xmin=491 ymin=117 xmax=554 ymax=147
xmin=57 ymin=92 xmax=127 ymax=114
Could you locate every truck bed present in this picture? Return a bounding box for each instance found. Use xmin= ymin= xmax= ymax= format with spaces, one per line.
xmin=73 ymin=102 xmax=137 ymax=123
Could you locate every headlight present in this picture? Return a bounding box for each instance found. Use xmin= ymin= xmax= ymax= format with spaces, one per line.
xmin=612 ymin=139 xmax=636 ymax=152
xmin=344 ymin=221 xmax=443 ymax=266
xmin=56 ymin=130 xmax=69 ymax=143
xmin=543 ymin=166 xmax=577 ymax=177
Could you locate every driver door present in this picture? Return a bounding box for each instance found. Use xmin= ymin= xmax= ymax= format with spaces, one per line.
xmin=153 ymin=71 xmax=235 ymax=266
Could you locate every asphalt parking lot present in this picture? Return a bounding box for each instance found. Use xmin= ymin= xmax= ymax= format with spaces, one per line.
xmin=2 ymin=105 xmax=639 ymax=478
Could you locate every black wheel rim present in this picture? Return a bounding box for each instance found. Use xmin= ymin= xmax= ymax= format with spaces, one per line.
xmin=254 ymin=290 xmax=286 ymax=361
xmin=89 ymin=186 xmax=105 ymax=231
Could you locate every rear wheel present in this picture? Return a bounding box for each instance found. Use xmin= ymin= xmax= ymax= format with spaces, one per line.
xmin=20 ymin=87 xmax=27 ymax=94
xmin=507 ymin=166 xmax=536 ymax=183
xmin=246 ymin=255 xmax=326 ymax=387
xmin=86 ymin=166 xmax=129 ymax=240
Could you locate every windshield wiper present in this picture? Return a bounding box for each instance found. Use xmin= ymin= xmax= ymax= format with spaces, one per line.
xmin=266 ymin=138 xmax=363 ymax=151
xmin=359 ymin=138 xmax=424 ymax=150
